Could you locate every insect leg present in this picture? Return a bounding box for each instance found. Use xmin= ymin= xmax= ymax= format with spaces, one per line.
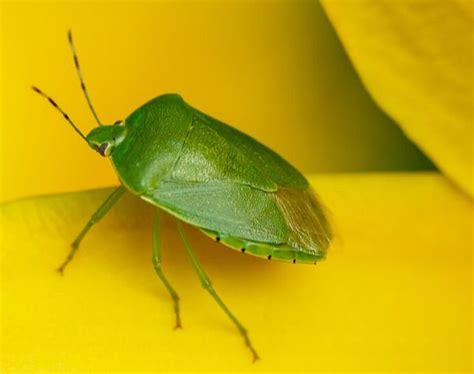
xmin=176 ymin=221 xmax=259 ymax=362
xmin=152 ymin=209 xmax=182 ymax=329
xmin=57 ymin=186 xmax=126 ymax=274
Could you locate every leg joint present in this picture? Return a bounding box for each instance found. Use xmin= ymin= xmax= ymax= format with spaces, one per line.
xmin=201 ymin=279 xmax=213 ymax=291
xmin=152 ymin=259 xmax=162 ymax=273
xmin=152 ymin=255 xmax=161 ymax=267
xmin=89 ymin=215 xmax=100 ymax=224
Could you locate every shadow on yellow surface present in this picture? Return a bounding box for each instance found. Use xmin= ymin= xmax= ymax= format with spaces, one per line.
xmin=1 ymin=173 xmax=472 ymax=372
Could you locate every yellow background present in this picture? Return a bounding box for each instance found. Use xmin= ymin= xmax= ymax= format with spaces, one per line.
xmin=322 ymin=0 xmax=474 ymax=197
xmin=1 ymin=1 xmax=472 ymax=373
xmin=0 ymin=0 xmax=433 ymax=203
xmin=2 ymin=174 xmax=472 ymax=372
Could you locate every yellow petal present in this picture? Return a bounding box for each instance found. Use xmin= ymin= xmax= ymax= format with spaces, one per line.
xmin=1 ymin=173 xmax=471 ymax=371
xmin=322 ymin=0 xmax=474 ymax=197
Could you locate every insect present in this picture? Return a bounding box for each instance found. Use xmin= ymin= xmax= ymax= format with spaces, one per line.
xmin=32 ymin=31 xmax=332 ymax=362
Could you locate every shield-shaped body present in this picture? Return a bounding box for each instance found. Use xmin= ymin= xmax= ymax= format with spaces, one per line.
xmin=91 ymin=94 xmax=332 ymax=264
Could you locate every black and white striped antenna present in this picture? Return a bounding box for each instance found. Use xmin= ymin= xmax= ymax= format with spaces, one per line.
xmin=31 ymin=85 xmax=87 ymax=142
xmin=67 ymin=30 xmax=102 ymax=126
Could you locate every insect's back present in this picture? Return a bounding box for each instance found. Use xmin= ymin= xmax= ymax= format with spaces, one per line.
xmin=113 ymin=94 xmax=331 ymax=263
xmin=173 ymin=107 xmax=309 ymax=191
xmin=111 ymin=94 xmax=193 ymax=194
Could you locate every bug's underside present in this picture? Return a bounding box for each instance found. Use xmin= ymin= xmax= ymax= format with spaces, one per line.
xmin=200 ymin=229 xmax=324 ymax=264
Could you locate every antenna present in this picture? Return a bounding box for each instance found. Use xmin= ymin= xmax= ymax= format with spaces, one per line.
xmin=31 ymin=85 xmax=88 ymax=142
xmin=68 ymin=30 xmax=102 ymax=126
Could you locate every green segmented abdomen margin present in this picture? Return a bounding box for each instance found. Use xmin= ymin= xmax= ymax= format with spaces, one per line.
xmin=200 ymin=228 xmax=326 ymax=264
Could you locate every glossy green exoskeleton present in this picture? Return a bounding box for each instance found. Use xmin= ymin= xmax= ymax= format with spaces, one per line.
xmin=32 ymin=31 xmax=332 ymax=361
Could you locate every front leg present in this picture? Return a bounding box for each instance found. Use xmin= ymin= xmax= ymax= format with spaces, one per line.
xmin=57 ymin=186 xmax=126 ymax=274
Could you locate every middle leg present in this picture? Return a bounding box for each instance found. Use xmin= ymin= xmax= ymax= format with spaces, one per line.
xmin=152 ymin=209 xmax=182 ymax=329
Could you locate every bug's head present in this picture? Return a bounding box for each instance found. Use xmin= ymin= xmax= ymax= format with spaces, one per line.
xmin=86 ymin=121 xmax=126 ymax=157
xmin=32 ymin=31 xmax=130 ymax=158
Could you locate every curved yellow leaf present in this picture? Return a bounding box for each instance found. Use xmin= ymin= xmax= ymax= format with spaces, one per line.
xmin=1 ymin=173 xmax=471 ymax=371
xmin=322 ymin=0 xmax=474 ymax=197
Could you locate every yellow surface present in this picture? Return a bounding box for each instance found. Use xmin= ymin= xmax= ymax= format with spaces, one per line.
xmin=1 ymin=173 xmax=472 ymax=372
xmin=1 ymin=1 xmax=472 ymax=372
xmin=0 ymin=0 xmax=434 ymax=203
xmin=321 ymin=0 xmax=474 ymax=197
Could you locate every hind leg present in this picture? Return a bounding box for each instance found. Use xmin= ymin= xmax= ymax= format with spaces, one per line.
xmin=176 ymin=221 xmax=259 ymax=362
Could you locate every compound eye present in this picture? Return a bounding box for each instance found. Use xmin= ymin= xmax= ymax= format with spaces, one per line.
xmin=98 ymin=142 xmax=109 ymax=156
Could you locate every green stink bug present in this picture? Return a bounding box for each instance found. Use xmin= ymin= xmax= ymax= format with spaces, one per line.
xmin=32 ymin=31 xmax=332 ymax=362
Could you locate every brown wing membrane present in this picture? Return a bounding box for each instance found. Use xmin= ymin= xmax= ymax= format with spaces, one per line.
xmin=271 ymin=187 xmax=332 ymax=255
